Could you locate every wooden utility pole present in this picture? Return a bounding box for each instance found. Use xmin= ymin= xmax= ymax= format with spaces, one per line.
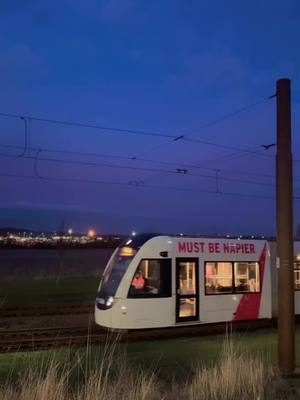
xmin=276 ymin=78 xmax=295 ymax=374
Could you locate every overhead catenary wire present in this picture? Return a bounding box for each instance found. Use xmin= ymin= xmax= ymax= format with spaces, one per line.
xmin=0 ymin=96 xmax=271 ymax=141
xmin=0 ymin=95 xmax=279 ymax=161
xmin=0 ymin=112 xmax=175 ymax=139
xmin=2 ymin=150 xmax=300 ymax=190
xmin=191 ymin=142 xmax=300 ymax=173
xmin=1 ymin=144 xmax=300 ymax=187
xmin=2 ymin=171 xmax=300 ymax=201
xmin=193 ymin=145 xmax=271 ymax=169
xmin=131 ymin=125 xmax=277 ymax=161
xmin=34 ymin=148 xmax=42 ymax=178
xmin=182 ymin=136 xmax=276 ymax=157
xmin=0 ymin=172 xmax=287 ymax=200
xmin=1 ymin=94 xmax=300 ymax=203
xmin=185 ymin=96 xmax=274 ymax=138
xmin=0 ymin=143 xmax=283 ymax=180
xmin=12 ymin=116 xmax=29 ymax=157
xmin=131 ymin=95 xmax=274 ymax=158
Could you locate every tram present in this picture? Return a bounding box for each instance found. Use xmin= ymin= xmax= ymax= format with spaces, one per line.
xmin=95 ymin=234 xmax=300 ymax=330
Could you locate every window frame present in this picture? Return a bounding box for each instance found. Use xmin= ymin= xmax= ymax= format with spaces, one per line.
xmin=127 ymin=258 xmax=172 ymax=299
xmin=294 ymin=257 xmax=300 ymax=291
xmin=204 ymin=260 xmax=261 ymax=296
xmin=204 ymin=261 xmax=233 ymax=295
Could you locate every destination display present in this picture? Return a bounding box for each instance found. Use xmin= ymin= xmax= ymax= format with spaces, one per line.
xmin=178 ymin=241 xmax=256 ymax=254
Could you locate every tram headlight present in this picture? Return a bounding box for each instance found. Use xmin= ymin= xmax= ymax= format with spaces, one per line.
xmin=96 ymin=296 xmax=114 ymax=310
xmin=106 ymin=296 xmax=114 ymax=307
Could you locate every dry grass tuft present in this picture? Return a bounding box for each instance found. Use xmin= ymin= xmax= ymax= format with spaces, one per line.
xmin=189 ymin=339 xmax=278 ymax=400
xmin=0 ymin=359 xmax=158 ymax=400
xmin=0 ymin=337 xmax=285 ymax=400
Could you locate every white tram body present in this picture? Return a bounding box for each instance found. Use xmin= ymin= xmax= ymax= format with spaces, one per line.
xmin=95 ymin=234 xmax=300 ymax=330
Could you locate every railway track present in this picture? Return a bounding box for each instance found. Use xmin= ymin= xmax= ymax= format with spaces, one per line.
xmin=0 ymin=303 xmax=94 ymax=318
xmin=0 ymin=326 xmax=106 ymax=353
xmin=0 ymin=318 xmax=277 ymax=353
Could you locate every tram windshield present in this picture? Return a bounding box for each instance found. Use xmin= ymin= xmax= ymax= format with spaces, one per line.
xmin=98 ymin=246 xmax=137 ymax=297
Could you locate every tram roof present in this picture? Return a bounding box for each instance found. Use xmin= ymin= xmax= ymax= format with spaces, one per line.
xmin=122 ymin=233 xmax=277 ymax=249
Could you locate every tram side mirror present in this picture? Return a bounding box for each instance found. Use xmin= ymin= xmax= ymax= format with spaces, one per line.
xmin=160 ymin=251 xmax=168 ymax=257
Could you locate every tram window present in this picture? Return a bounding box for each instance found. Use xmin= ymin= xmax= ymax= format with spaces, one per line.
xmin=234 ymin=262 xmax=260 ymax=293
xmin=294 ymin=255 xmax=300 ymax=290
xmin=205 ymin=262 xmax=233 ymax=294
xmin=128 ymin=259 xmax=172 ymax=298
xmin=179 ymin=298 xmax=196 ymax=318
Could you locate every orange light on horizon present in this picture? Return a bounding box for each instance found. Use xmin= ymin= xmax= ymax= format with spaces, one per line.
xmin=88 ymin=229 xmax=96 ymax=238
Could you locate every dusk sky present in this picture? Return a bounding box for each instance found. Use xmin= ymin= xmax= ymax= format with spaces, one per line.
xmin=0 ymin=0 xmax=300 ymax=235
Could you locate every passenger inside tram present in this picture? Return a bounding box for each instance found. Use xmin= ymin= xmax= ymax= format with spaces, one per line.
xmin=130 ymin=270 xmax=160 ymax=295
xmin=129 ymin=263 xmax=161 ymax=295
xmin=131 ymin=271 xmax=145 ymax=290
xmin=128 ymin=259 xmax=172 ymax=297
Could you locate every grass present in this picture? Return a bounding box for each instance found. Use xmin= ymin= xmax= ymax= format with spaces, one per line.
xmin=0 ymin=327 xmax=299 ymax=380
xmin=0 ymin=248 xmax=112 ymax=305
xmin=0 ymin=277 xmax=99 ymax=305
xmin=0 ymin=314 xmax=300 ymax=390
xmin=0 ymin=334 xmax=297 ymax=399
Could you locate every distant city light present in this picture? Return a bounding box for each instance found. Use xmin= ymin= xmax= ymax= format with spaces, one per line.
xmin=68 ymin=228 xmax=73 ymax=235
xmin=131 ymin=230 xmax=136 ymax=236
xmin=88 ymin=229 xmax=96 ymax=238
xmin=0 ymin=230 xmax=122 ymax=248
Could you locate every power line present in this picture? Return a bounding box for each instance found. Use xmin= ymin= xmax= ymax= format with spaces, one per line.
xmin=0 ymin=112 xmax=175 ymax=139
xmin=0 ymin=143 xmax=281 ymax=180
xmin=2 ymin=171 xmax=300 ymax=201
xmin=182 ymin=136 xmax=275 ymax=157
xmin=136 ymin=154 xmax=277 ymax=179
xmin=131 ymin=95 xmax=274 ymax=158
xmin=0 ymin=96 xmax=278 ymax=160
xmin=0 ymin=172 xmax=283 ymax=200
xmin=1 ymin=144 xmax=300 ymax=194
xmin=133 ymin=135 xmax=279 ymax=163
xmin=1 ymin=150 xmax=295 ymax=190
xmin=186 ymin=96 xmax=274 ymax=138
xmin=1 ymin=98 xmax=299 ymax=207
xmin=0 ymin=97 xmax=270 ymax=142
xmin=1 ymin=143 xmax=300 ymax=186
xmin=1 ymin=96 xmax=299 ymax=191
xmin=191 ymin=145 xmax=264 ymax=168
xmin=132 ymin=128 xmax=279 ymax=163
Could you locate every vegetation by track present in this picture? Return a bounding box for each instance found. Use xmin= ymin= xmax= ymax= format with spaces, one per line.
xmin=0 ymin=318 xmax=280 ymax=354
xmin=0 ymin=277 xmax=99 ymax=305
xmin=1 ymin=327 xmax=300 ymax=399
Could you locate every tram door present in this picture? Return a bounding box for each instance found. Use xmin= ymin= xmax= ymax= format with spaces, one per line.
xmin=176 ymin=258 xmax=199 ymax=322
